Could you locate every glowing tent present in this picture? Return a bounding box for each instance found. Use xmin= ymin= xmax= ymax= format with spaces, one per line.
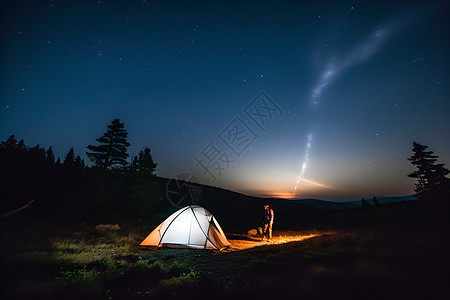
xmin=140 ymin=205 xmax=230 ymax=250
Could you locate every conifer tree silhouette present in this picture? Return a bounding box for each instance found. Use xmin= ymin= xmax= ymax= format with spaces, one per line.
xmin=361 ymin=197 xmax=370 ymax=207
xmin=127 ymin=147 xmax=162 ymax=220
xmin=63 ymin=147 xmax=75 ymax=168
xmin=372 ymin=196 xmax=379 ymax=206
xmin=86 ymin=119 xmax=130 ymax=170
xmin=46 ymin=146 xmax=55 ymax=164
xmin=408 ymin=141 xmax=450 ymax=196
xmin=74 ymin=155 xmax=85 ymax=169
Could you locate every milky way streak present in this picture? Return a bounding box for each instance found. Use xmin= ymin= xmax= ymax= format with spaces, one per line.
xmin=294 ymin=23 xmax=399 ymax=196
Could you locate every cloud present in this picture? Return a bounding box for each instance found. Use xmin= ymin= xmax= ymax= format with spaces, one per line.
xmin=311 ymin=24 xmax=394 ymax=103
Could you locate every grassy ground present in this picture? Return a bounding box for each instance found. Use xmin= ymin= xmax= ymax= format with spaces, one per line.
xmin=1 ymin=200 xmax=449 ymax=299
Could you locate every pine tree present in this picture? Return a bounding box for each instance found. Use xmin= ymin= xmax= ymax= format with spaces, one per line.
xmin=63 ymin=147 xmax=75 ymax=168
xmin=0 ymin=135 xmax=18 ymax=150
xmin=361 ymin=197 xmax=370 ymax=208
xmin=372 ymin=196 xmax=379 ymax=206
xmin=17 ymin=139 xmax=25 ymax=150
xmin=407 ymin=142 xmax=450 ymax=196
xmin=74 ymin=155 xmax=85 ymax=169
xmin=0 ymin=135 xmax=26 ymax=151
xmin=131 ymin=147 xmax=157 ymax=174
xmin=46 ymin=146 xmax=55 ymax=164
xmin=127 ymin=147 xmax=162 ymax=220
xmin=86 ymin=119 xmax=130 ymax=170
xmin=30 ymin=145 xmax=46 ymax=162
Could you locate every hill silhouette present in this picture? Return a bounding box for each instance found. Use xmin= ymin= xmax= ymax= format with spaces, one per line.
xmin=158 ymin=177 xmax=417 ymax=233
xmin=1 ymin=176 xmax=448 ymax=300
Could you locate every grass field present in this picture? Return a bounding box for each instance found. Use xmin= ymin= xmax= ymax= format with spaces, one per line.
xmin=1 ymin=199 xmax=449 ymax=299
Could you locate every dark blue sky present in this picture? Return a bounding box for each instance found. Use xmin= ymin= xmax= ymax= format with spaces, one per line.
xmin=2 ymin=0 xmax=449 ymax=200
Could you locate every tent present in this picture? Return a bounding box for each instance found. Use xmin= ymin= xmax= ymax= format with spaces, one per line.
xmin=140 ymin=205 xmax=230 ymax=250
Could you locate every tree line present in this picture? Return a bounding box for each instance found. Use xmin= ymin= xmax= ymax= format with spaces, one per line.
xmin=0 ymin=119 xmax=164 ymax=223
xmin=1 ymin=119 xmax=449 ymax=222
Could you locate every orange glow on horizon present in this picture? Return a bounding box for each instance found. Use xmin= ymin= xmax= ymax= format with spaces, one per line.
xmin=266 ymin=178 xmax=334 ymax=199
xmin=266 ymin=192 xmax=298 ymax=199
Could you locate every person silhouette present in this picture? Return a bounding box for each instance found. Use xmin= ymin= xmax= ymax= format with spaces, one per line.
xmin=263 ymin=204 xmax=274 ymax=239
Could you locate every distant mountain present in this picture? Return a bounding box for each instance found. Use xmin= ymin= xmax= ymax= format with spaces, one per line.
xmin=287 ymin=199 xmax=360 ymax=210
xmin=291 ymin=196 xmax=417 ymax=210
xmin=158 ymin=177 xmax=417 ymax=232
xmin=346 ymin=195 xmax=418 ymax=206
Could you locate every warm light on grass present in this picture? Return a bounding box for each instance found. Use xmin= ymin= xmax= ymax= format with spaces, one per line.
xmin=226 ymin=232 xmax=326 ymax=251
xmin=272 ymin=233 xmax=320 ymax=244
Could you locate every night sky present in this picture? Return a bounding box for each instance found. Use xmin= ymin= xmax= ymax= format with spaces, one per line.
xmin=2 ymin=0 xmax=449 ymax=200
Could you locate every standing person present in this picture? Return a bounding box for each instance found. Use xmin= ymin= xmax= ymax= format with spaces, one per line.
xmin=263 ymin=204 xmax=274 ymax=239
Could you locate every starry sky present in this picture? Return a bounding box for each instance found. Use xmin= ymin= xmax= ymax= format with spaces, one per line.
xmin=1 ymin=0 xmax=449 ymax=200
